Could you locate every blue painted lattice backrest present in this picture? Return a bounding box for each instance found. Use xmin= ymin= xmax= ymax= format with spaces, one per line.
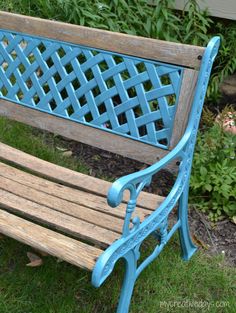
xmin=0 ymin=30 xmax=183 ymax=148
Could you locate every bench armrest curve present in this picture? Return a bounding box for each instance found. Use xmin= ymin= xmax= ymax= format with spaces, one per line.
xmin=107 ymin=131 xmax=190 ymax=208
xmin=92 ymin=36 xmax=220 ymax=288
xmin=108 ymin=36 xmax=221 ymax=210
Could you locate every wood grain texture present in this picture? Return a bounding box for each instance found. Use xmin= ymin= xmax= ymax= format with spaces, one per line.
xmin=0 ymin=175 xmax=125 ymax=234
xmin=0 ymin=209 xmax=102 ymax=270
xmin=169 ymin=69 xmax=199 ymax=148
xmin=0 ymin=11 xmax=205 ymax=68
xmin=0 ymin=143 xmax=163 ymax=210
xmin=0 ymin=162 xmax=156 ymax=220
xmin=0 ymin=188 xmax=119 ymax=247
xmin=0 ymin=100 xmax=172 ymax=168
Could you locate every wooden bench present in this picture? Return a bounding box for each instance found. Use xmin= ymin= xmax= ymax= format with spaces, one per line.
xmin=0 ymin=11 xmax=220 ymax=313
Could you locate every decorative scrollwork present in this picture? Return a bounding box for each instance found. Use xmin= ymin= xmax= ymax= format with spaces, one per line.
xmin=121 ymin=177 xmax=152 ymax=237
xmin=92 ymin=37 xmax=220 ymax=289
xmin=154 ymin=216 xmax=168 ymax=245
xmin=92 ymin=161 xmax=189 ymax=287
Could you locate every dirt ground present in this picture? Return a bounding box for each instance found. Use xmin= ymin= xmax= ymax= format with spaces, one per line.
xmin=69 ymin=140 xmax=236 ymax=266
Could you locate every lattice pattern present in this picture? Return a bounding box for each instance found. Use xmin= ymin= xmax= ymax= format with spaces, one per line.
xmin=0 ymin=30 xmax=183 ymax=148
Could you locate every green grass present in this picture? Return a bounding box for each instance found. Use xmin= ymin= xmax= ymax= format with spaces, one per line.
xmin=0 ymin=236 xmax=235 ymax=313
xmin=0 ymin=117 xmax=89 ymax=174
xmin=0 ymin=117 xmax=235 ymax=313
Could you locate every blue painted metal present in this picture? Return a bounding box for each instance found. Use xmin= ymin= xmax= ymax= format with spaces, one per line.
xmin=178 ymin=178 xmax=197 ymax=260
xmin=0 ymin=29 xmax=183 ymax=149
xmin=92 ymin=36 xmax=220 ymax=313
xmin=0 ymin=27 xmax=220 ymax=312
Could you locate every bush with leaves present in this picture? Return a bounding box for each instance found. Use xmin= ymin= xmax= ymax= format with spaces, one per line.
xmin=206 ymin=21 xmax=236 ymax=102
xmin=0 ymin=0 xmax=235 ymax=222
xmin=0 ymin=0 xmax=235 ymax=102
xmin=190 ymin=109 xmax=236 ymax=221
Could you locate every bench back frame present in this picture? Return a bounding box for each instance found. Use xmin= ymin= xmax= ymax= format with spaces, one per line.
xmin=0 ymin=11 xmax=203 ymax=165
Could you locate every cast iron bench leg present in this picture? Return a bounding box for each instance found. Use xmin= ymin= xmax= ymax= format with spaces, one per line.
xmin=178 ymin=180 xmax=197 ymax=260
xmin=117 ymin=250 xmax=137 ymax=313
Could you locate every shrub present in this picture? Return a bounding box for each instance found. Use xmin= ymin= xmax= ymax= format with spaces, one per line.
xmin=0 ymin=0 xmax=235 ymax=220
xmin=0 ymin=0 xmax=235 ymax=102
xmin=206 ymin=21 xmax=236 ymax=102
xmin=0 ymin=0 xmax=236 ymax=102
xmin=190 ymin=110 xmax=236 ymax=221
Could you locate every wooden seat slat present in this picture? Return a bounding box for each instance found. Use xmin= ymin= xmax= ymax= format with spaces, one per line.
xmin=0 ymin=189 xmax=119 ymax=248
xmin=0 ymin=209 xmax=102 ymax=270
xmin=0 ymin=143 xmax=162 ymax=210
xmin=0 ymin=175 xmax=126 ymax=233
xmin=0 ymin=10 xmax=220 ymax=312
xmin=0 ymin=162 xmax=158 ymax=220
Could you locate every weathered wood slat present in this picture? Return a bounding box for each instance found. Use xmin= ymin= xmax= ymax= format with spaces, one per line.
xmin=0 ymin=100 xmax=172 ymax=168
xmin=0 ymin=175 xmax=125 ymax=233
xmin=0 ymin=11 xmax=205 ymax=69
xmin=170 ymin=69 xmax=199 ymax=148
xmin=0 ymin=209 xmax=102 ymax=270
xmin=0 ymin=189 xmax=119 ymax=247
xmin=0 ymin=142 xmax=162 ymax=209
xmin=0 ymin=163 xmax=155 ymax=220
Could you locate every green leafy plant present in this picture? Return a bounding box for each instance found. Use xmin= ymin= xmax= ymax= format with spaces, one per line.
xmin=181 ymin=0 xmax=212 ymax=45
xmin=207 ymin=22 xmax=236 ymax=102
xmin=144 ymin=0 xmax=181 ymax=40
xmin=1 ymin=0 xmax=234 ymax=102
xmin=190 ymin=109 xmax=236 ymax=221
xmin=0 ymin=0 xmax=30 ymax=14
xmin=0 ymin=0 xmax=235 ymax=222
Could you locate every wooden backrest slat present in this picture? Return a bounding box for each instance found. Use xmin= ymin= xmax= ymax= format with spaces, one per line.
xmin=0 ymin=99 xmax=177 ymax=168
xmin=0 ymin=11 xmax=204 ymax=69
xmin=0 ymin=26 xmax=183 ymax=150
xmin=0 ymin=11 xmax=205 ymax=169
xmin=169 ymin=69 xmax=199 ymax=149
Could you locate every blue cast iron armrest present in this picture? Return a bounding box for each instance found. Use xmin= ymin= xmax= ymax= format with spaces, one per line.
xmin=91 ymin=36 xmax=220 ymax=313
xmin=92 ymin=127 xmax=192 ymax=285
xmin=92 ymin=133 xmax=196 ymax=313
